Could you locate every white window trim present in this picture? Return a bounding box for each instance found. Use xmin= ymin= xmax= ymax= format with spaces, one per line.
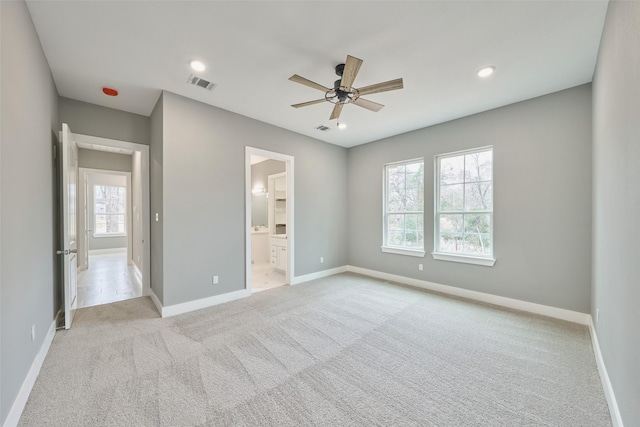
xmin=434 ymin=146 xmax=494 ymax=265
xmin=431 ymin=252 xmax=496 ymax=266
xmin=381 ymin=246 xmax=426 ymax=257
xmin=93 ymin=232 xmax=127 ymax=238
xmin=382 ymin=157 xmax=425 ymax=256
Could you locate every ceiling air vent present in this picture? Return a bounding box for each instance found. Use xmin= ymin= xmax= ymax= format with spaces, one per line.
xmin=187 ymin=74 xmax=216 ymax=91
xmin=315 ymin=125 xmax=331 ymax=132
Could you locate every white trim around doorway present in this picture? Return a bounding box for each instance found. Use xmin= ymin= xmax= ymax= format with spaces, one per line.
xmin=74 ymin=133 xmax=152 ymax=301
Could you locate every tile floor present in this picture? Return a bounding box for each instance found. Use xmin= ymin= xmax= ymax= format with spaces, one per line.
xmin=251 ymin=262 xmax=286 ymax=293
xmin=76 ymin=252 xmax=142 ymax=308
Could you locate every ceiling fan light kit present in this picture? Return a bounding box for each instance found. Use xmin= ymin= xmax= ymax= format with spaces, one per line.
xmin=289 ymin=55 xmax=403 ymax=122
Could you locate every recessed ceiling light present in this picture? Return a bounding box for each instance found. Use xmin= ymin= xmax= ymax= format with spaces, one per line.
xmin=190 ymin=60 xmax=206 ymax=72
xmin=337 ymin=122 xmax=347 ymax=130
xmin=477 ymin=66 xmax=495 ymax=78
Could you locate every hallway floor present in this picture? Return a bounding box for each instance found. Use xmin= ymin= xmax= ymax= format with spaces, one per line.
xmin=77 ymin=252 xmax=142 ymax=308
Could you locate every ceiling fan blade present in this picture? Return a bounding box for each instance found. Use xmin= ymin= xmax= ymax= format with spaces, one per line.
xmin=357 ymin=78 xmax=404 ymax=96
xmin=291 ymin=99 xmax=327 ymax=108
xmin=289 ymin=74 xmax=331 ymax=92
xmin=340 ymin=55 xmax=363 ymax=91
xmin=353 ymin=98 xmax=385 ymax=112
xmin=330 ymin=103 xmax=344 ymax=120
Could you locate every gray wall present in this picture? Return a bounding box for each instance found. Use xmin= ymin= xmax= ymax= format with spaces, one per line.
xmin=59 ymin=97 xmax=150 ymax=145
xmin=78 ymin=148 xmax=132 ymax=173
xmin=0 ymin=1 xmax=59 ymax=424
xmin=149 ymin=94 xmax=164 ymax=302
xmin=592 ymin=1 xmax=640 ymax=425
xmin=251 ymin=159 xmax=286 ymax=226
xmin=158 ymin=91 xmax=348 ymax=306
xmin=348 ymin=85 xmax=593 ymax=313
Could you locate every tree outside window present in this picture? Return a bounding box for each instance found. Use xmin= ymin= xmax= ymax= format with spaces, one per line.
xmin=94 ymin=185 xmax=126 ymax=235
xmin=384 ymin=159 xmax=424 ymax=250
xmin=436 ymin=148 xmax=493 ymax=257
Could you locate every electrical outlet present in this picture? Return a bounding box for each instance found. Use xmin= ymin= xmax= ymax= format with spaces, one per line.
xmin=320 ymin=257 xmax=324 ymax=263
xmin=213 ymin=275 xmax=219 ymax=285
xmin=155 ymin=213 xmax=159 ymax=222
xmin=596 ymin=308 xmax=600 ymax=324
xmin=31 ymin=325 xmax=35 ymax=342
xmin=418 ymin=263 xmax=423 ymax=271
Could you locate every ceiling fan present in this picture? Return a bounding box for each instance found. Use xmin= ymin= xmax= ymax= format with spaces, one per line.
xmin=289 ymin=55 xmax=404 ymax=121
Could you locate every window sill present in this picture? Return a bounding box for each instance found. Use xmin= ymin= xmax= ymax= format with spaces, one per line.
xmin=93 ymin=233 xmax=127 ymax=238
xmin=431 ymin=252 xmax=496 ymax=267
xmin=381 ymin=246 xmax=426 ymax=258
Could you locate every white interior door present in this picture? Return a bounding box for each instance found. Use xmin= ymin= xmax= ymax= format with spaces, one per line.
xmin=60 ymin=123 xmax=78 ymax=329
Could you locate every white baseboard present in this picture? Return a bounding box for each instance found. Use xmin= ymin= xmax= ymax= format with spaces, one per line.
xmin=346 ymin=265 xmax=591 ymax=325
xmin=133 ymin=264 xmax=143 ymax=289
xmin=88 ymin=247 xmax=126 ymax=255
xmin=156 ymin=289 xmax=251 ymax=318
xmin=3 ymin=320 xmax=56 ymax=427
xmin=588 ymin=319 xmax=624 ymax=427
xmin=290 ymin=265 xmax=348 ymax=286
xmin=133 ymin=263 xmax=142 ymax=279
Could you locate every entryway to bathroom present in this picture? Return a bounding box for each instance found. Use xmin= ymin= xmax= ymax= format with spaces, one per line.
xmin=246 ymin=147 xmax=294 ymax=293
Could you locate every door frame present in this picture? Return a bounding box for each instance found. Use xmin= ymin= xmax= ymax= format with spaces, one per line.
xmin=74 ymin=133 xmax=151 ymax=298
xmin=245 ymin=147 xmax=295 ymax=292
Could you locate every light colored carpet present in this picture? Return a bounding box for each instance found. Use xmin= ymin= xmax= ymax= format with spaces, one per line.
xmin=19 ymin=273 xmax=611 ymax=426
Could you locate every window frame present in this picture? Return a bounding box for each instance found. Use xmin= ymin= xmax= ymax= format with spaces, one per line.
xmin=432 ymin=146 xmax=496 ymax=267
xmin=93 ymin=184 xmax=127 ymax=237
xmin=381 ymin=157 xmax=426 ymax=258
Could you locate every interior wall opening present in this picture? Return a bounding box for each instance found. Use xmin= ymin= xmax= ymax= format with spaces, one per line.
xmin=245 ymin=147 xmax=295 ymax=294
xmin=77 ymin=167 xmax=139 ymax=308
xmin=73 ymin=134 xmax=151 ymax=310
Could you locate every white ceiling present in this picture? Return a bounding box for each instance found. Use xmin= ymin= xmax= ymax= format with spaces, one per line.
xmin=26 ymin=1 xmax=608 ymax=148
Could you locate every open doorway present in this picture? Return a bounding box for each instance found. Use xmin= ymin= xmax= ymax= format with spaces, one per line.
xmin=245 ymin=147 xmax=294 ymax=293
xmin=77 ymin=168 xmax=137 ymax=307
xmin=74 ymin=134 xmax=151 ymax=307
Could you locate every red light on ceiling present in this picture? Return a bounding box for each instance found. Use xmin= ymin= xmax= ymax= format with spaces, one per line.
xmin=102 ymin=87 xmax=118 ymax=97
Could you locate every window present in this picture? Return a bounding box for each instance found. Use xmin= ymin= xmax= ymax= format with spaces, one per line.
xmin=434 ymin=147 xmax=494 ymax=266
xmin=382 ymin=158 xmax=425 ymax=256
xmin=94 ymin=185 xmax=126 ymax=235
